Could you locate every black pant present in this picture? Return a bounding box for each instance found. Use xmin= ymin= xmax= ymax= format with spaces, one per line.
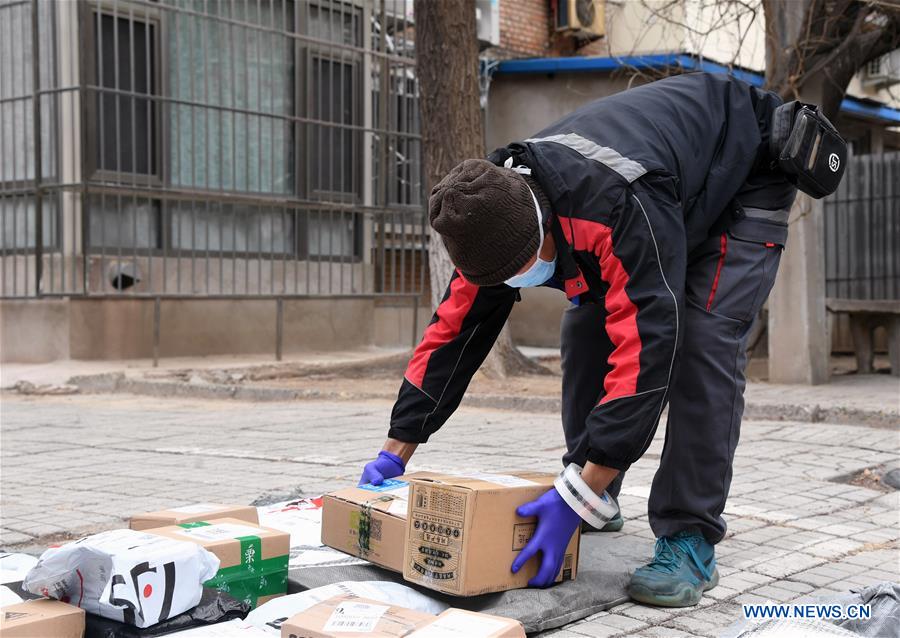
xmin=560 ymin=173 xmax=795 ymax=544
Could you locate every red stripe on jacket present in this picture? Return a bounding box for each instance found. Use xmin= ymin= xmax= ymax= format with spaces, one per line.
xmin=405 ymin=271 xmax=479 ymax=389
xmin=558 ymin=216 xmax=642 ymax=404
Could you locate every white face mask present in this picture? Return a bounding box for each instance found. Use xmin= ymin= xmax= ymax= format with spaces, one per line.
xmin=504 ymin=187 xmax=557 ymax=288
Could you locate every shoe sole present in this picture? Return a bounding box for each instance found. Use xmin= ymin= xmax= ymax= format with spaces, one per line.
xmin=581 ymin=517 xmax=625 ymax=533
xmin=601 ymin=517 xmax=624 ymax=532
xmin=628 ymin=568 xmax=719 ymax=608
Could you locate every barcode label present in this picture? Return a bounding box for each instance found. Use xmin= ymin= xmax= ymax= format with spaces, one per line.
xmin=322 ymin=601 xmax=388 ymax=633
xmin=370 ymin=518 xmax=382 ymax=541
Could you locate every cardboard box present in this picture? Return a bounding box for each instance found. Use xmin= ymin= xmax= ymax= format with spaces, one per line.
xmin=409 ymin=609 xmax=525 ymax=637
xmin=280 ymin=595 xmax=525 ymax=638
xmin=281 ymin=595 xmax=433 ymax=638
xmin=146 ymin=518 xmax=288 ymax=609
xmin=403 ymin=472 xmax=580 ymax=596
xmin=130 ymin=504 xmax=258 ymax=530
xmin=0 ymin=598 xmax=85 ymax=638
xmin=322 ymin=473 xmax=438 ymax=572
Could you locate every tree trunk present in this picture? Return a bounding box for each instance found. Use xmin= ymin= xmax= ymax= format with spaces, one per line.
xmin=762 ymin=0 xmax=900 ymax=120
xmin=413 ymin=0 xmax=548 ymax=378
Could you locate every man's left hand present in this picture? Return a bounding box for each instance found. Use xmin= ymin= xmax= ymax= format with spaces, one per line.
xmin=511 ymin=487 xmax=581 ymax=587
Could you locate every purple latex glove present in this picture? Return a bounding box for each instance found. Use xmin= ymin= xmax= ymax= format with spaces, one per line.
xmin=511 ymin=486 xmax=581 ymax=587
xmin=358 ymin=450 xmax=405 ymax=486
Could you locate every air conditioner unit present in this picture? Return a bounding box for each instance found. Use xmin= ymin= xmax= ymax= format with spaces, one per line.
xmin=476 ymin=0 xmax=500 ymax=49
xmin=555 ymin=0 xmax=604 ymax=40
xmin=863 ymin=50 xmax=900 ymax=88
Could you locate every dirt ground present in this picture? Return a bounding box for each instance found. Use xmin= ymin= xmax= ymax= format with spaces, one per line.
xmin=228 ymin=353 xmax=889 ymax=399
xmin=245 ymin=357 xmax=564 ymax=397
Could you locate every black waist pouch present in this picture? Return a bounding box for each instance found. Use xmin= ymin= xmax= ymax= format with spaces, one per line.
xmin=770 ymin=101 xmax=847 ymax=199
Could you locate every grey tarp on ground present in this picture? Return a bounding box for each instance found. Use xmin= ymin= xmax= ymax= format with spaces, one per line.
xmin=287 ymin=533 xmax=652 ymax=634
xmin=722 ymin=618 xmax=860 ymax=637
xmin=829 ymin=582 xmax=900 ymax=638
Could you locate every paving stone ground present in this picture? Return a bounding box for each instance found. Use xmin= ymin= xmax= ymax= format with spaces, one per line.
xmin=1 ymin=392 xmax=897 ymax=637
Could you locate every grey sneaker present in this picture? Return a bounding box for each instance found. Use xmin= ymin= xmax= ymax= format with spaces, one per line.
xmin=628 ymin=531 xmax=718 ymax=607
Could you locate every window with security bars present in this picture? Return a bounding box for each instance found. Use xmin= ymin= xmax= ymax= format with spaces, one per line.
xmin=4 ymin=0 xmax=420 ymax=272
xmin=297 ymin=1 xmax=364 ymax=259
xmin=93 ymin=12 xmax=157 ymax=177
xmin=301 ymin=2 xmax=363 ymax=201
xmin=389 ymin=71 xmax=421 ymax=207
xmin=0 ymin=0 xmax=57 ymax=253
xmin=85 ymin=4 xmax=162 ymax=250
xmin=370 ymin=3 xmax=421 ymax=210
xmin=167 ymin=0 xmax=294 ymax=194
xmin=83 ymin=0 xmax=373 ymax=258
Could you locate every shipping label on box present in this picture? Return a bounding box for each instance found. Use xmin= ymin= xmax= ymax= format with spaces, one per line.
xmin=408 ymin=609 xmax=525 ymax=638
xmin=258 ymin=497 xmax=368 ymax=570
xmin=280 ymin=595 xmax=434 ymax=638
xmin=321 ymin=472 xmax=438 ymax=573
xmin=403 ymin=472 xmax=580 ymax=596
xmin=130 ymin=503 xmax=259 ymax=530
xmin=0 ymin=598 xmax=85 ymax=638
xmin=146 ymin=517 xmax=289 ymax=610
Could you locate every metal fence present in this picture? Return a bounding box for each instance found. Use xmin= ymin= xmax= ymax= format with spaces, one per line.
xmin=0 ymin=0 xmax=426 ymax=300
xmin=824 ymin=151 xmax=900 ymax=301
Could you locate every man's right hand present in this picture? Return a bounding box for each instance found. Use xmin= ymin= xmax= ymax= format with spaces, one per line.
xmin=358 ymin=450 xmax=406 ymax=486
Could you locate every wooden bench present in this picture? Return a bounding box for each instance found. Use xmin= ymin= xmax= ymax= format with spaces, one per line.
xmin=826 ymin=298 xmax=900 ymax=376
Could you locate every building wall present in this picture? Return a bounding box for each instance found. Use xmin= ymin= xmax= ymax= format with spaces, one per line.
xmin=681 ymin=0 xmax=764 ymax=70
xmin=486 ymin=72 xmax=636 ymax=150
xmin=494 ymin=0 xmax=554 ymax=58
xmin=489 ymin=0 xmax=687 ymax=59
xmin=601 ymin=0 xmax=684 ymax=57
xmin=0 ymin=299 xmax=71 ymax=363
xmin=0 ymin=297 xmax=426 ymax=362
xmin=487 ymin=72 xmax=637 ymax=348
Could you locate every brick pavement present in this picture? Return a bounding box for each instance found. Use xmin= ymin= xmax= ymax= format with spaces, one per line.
xmin=1 ymin=393 xmax=897 ymax=636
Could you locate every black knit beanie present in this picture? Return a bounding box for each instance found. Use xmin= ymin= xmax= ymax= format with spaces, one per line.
xmin=429 ymin=158 xmax=545 ymax=286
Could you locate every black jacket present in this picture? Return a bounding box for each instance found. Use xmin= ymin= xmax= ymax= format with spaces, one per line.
xmin=388 ymin=73 xmax=787 ymax=470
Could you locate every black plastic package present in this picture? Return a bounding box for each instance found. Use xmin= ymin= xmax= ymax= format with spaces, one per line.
xmin=82 ymin=587 xmax=250 ymax=638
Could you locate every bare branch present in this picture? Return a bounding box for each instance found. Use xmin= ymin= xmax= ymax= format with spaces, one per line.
xmin=605 ymin=0 xmax=898 ymax=121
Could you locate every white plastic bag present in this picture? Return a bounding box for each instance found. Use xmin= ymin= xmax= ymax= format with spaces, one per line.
xmin=245 ymin=581 xmax=448 ymax=634
xmin=166 ymin=619 xmax=271 ymax=636
xmin=0 ymin=584 xmax=23 ymax=607
xmin=22 ymin=528 xmax=220 ymax=628
xmin=0 ymin=552 xmax=38 ymax=584
xmin=256 ymin=498 xmax=366 ymax=569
